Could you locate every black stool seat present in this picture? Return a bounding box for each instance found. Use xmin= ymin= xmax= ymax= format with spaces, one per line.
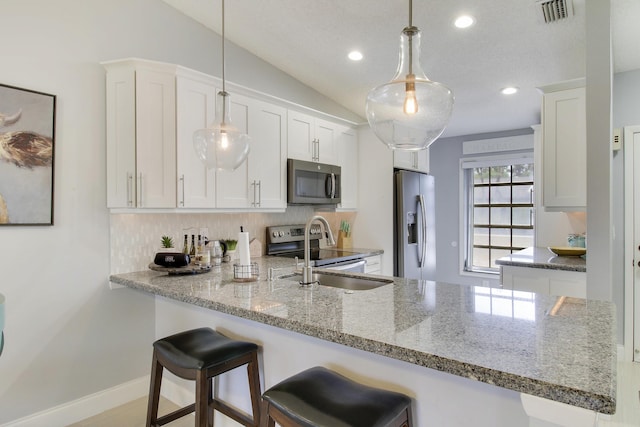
xmin=153 ymin=327 xmax=258 ymax=372
xmin=261 ymin=367 xmax=412 ymax=427
xmin=146 ymin=327 xmax=261 ymax=427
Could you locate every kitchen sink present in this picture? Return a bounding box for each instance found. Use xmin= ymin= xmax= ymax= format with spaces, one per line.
xmin=285 ymin=271 xmax=393 ymax=291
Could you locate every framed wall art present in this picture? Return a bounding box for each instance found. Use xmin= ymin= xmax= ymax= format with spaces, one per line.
xmin=0 ymin=83 xmax=56 ymax=225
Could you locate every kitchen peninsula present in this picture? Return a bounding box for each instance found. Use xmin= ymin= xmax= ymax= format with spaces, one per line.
xmin=110 ymin=256 xmax=615 ymax=426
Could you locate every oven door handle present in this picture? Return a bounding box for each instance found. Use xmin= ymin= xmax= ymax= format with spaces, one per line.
xmin=323 ymin=259 xmax=366 ymax=271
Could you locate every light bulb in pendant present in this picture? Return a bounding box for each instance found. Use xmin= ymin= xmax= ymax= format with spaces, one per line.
xmin=403 ymin=76 xmax=418 ymax=115
xmin=220 ymin=131 xmax=229 ymax=150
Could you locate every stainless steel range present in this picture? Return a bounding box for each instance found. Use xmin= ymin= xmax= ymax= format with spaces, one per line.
xmin=266 ymin=224 xmax=366 ymax=272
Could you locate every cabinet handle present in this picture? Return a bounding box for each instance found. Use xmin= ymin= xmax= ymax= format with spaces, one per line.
xmin=127 ymin=173 xmax=134 ymax=207
xmin=138 ymin=173 xmax=143 ymax=207
xmin=251 ymin=180 xmax=257 ymax=207
xmin=313 ymin=138 xmax=320 ymax=162
xmin=257 ymin=180 xmax=261 ymax=207
xmin=179 ymin=175 xmax=185 ymax=206
xmin=413 ymin=152 xmax=418 ymax=169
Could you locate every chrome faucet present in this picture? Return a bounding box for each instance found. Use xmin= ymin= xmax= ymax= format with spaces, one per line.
xmin=301 ymin=215 xmax=336 ymax=285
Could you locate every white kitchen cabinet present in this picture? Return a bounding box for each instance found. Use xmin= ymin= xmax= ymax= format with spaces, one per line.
xmin=500 ymin=265 xmax=586 ymax=298
xmin=288 ymin=110 xmax=338 ymax=164
xmin=539 ymin=80 xmax=586 ymax=211
xmin=176 ymin=72 xmax=217 ymax=208
xmin=247 ymin=98 xmax=287 ymax=209
xmin=105 ymin=60 xmax=176 ymax=208
xmin=216 ymin=92 xmax=287 ymax=209
xmin=393 ymin=148 xmax=429 ymax=173
xmin=337 ymin=125 xmax=358 ymax=210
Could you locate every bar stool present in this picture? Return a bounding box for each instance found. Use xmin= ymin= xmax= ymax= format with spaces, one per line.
xmin=146 ymin=327 xmax=261 ymax=427
xmin=261 ymin=366 xmax=413 ymax=427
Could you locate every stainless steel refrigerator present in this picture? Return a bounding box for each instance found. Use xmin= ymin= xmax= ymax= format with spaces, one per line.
xmin=394 ymin=169 xmax=436 ymax=280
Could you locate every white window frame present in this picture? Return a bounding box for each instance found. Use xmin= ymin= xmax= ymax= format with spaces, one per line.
xmin=459 ymin=152 xmax=535 ymax=276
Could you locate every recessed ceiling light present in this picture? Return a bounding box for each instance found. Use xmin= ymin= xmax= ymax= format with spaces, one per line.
xmin=501 ymin=87 xmax=519 ymax=95
xmin=348 ymin=51 xmax=363 ymax=61
xmin=454 ymin=15 xmax=475 ymax=29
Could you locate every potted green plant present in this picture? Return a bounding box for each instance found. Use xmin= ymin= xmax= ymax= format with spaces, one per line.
xmin=159 ymin=235 xmax=175 ymax=252
xmin=223 ymin=239 xmax=238 ymax=261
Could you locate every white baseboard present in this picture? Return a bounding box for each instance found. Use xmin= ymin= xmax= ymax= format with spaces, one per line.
xmin=0 ymin=376 xmax=150 ymax=427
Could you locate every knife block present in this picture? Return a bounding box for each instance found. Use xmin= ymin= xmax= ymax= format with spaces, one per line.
xmin=337 ymin=231 xmax=352 ymax=249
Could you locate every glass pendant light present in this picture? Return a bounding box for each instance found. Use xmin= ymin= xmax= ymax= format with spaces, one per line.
xmin=366 ymin=0 xmax=454 ymax=151
xmin=193 ymin=0 xmax=250 ymax=171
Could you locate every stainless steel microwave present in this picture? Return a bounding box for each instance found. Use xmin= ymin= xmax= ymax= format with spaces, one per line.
xmin=287 ymin=159 xmax=341 ymax=205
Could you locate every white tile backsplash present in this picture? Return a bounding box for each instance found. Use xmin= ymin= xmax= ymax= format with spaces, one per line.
xmin=109 ymin=207 xmax=356 ymax=273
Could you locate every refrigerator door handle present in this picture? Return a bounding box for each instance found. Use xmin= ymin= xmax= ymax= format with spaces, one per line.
xmin=418 ymin=194 xmax=427 ymax=268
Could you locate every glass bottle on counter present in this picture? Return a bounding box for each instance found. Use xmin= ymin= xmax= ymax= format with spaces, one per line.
xmin=182 ymin=234 xmax=189 ymax=255
xmin=189 ymin=235 xmax=196 ymax=258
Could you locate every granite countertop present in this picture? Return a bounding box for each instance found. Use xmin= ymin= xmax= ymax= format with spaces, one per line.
xmin=110 ymin=256 xmax=615 ymax=414
xmin=495 ymin=247 xmax=587 ymax=272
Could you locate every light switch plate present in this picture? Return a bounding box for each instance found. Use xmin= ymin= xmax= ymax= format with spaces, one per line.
xmin=613 ymin=128 xmax=623 ymax=151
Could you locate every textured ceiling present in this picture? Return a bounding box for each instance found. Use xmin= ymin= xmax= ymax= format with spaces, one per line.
xmin=163 ymin=0 xmax=638 ymax=138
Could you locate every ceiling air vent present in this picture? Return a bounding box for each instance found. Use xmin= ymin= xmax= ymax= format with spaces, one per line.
xmin=536 ymin=0 xmax=574 ymax=23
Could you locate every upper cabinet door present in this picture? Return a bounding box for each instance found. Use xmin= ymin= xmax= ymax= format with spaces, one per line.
xmin=248 ymin=100 xmax=287 ymax=209
xmin=135 ymin=69 xmax=177 ymax=208
xmin=315 ymin=118 xmax=338 ymax=164
xmin=105 ymin=65 xmax=136 ymax=208
xmin=216 ymin=91 xmax=251 ymax=208
xmin=541 ymin=86 xmax=586 ymax=211
xmin=176 ymin=75 xmax=216 ymax=208
xmin=287 ymin=110 xmax=315 ymax=161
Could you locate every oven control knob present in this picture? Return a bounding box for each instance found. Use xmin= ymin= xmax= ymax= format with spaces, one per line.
xmin=278 ymin=231 xmax=284 ymax=237
xmin=272 ymin=231 xmax=278 ymax=238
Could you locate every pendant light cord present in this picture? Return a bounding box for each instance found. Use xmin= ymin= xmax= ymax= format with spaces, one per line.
xmin=407 ymin=0 xmax=413 ymax=77
xmin=221 ymin=0 xmax=226 ymax=93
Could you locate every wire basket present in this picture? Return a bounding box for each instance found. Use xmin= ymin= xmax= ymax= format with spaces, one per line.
xmin=233 ymin=263 xmax=259 ymax=282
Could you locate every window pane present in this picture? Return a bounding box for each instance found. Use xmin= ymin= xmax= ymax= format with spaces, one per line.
xmin=490 ymin=207 xmax=511 ymax=226
xmin=474 ymin=167 xmax=489 ymax=184
xmin=490 ymin=186 xmax=511 ymax=204
xmin=474 ymin=207 xmax=489 ymax=224
xmin=474 ymin=186 xmax=489 ymax=204
xmin=512 ymin=164 xmax=534 ymax=182
xmin=489 ymin=228 xmax=511 ymax=248
xmin=490 ymin=166 xmax=510 ymax=183
xmin=473 ymin=247 xmax=490 ymax=268
xmin=474 ymin=227 xmax=489 ymax=246
xmin=512 ymin=185 xmax=533 ymax=204
xmin=512 ymin=207 xmax=533 ymax=226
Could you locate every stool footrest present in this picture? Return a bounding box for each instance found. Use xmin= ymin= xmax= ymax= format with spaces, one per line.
xmin=155 ymin=403 xmax=195 ymax=426
xmin=213 ymin=399 xmax=254 ymax=426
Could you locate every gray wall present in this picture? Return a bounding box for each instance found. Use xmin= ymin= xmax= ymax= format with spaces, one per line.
xmin=429 ymin=128 xmax=533 ymax=286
